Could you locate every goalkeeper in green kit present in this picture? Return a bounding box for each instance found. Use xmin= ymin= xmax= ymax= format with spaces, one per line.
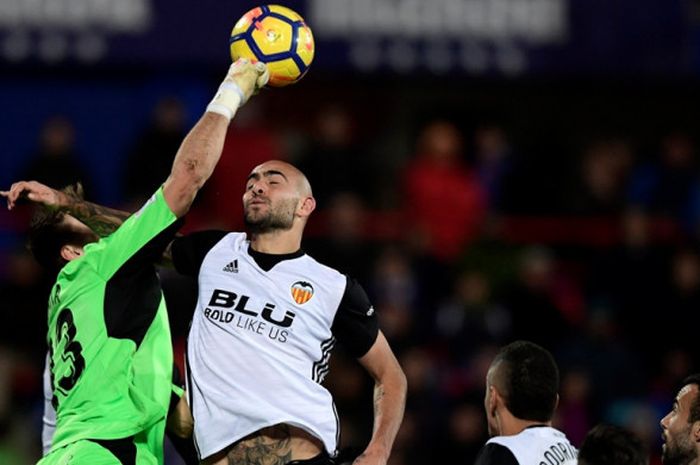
xmin=2 ymin=59 xmax=268 ymax=465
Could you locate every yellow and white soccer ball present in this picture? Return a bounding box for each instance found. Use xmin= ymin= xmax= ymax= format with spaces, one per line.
xmin=230 ymin=5 xmax=315 ymax=87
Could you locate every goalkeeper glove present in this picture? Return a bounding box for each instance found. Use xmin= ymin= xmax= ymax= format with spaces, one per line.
xmin=207 ymin=59 xmax=269 ymax=121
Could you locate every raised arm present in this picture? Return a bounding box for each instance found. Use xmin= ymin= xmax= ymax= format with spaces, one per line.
xmin=355 ymin=331 xmax=407 ymax=465
xmin=1 ymin=59 xmax=268 ymax=223
xmin=163 ymin=59 xmax=267 ymax=217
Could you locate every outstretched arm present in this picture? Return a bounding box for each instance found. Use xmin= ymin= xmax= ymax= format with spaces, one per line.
xmin=1 ymin=180 xmax=173 ymax=267
xmin=0 ymin=181 xmax=130 ymax=237
xmin=2 ymin=58 xmax=268 ymax=222
xmin=61 ymin=194 xmax=130 ymax=237
xmin=163 ymin=59 xmax=267 ymax=217
xmin=355 ymin=331 xmax=407 ymax=465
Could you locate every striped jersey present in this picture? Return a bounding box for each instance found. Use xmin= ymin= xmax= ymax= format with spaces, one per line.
xmin=172 ymin=231 xmax=378 ymax=461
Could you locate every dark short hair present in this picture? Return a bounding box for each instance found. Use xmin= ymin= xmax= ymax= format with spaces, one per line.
xmin=492 ymin=340 xmax=559 ymax=422
xmin=578 ymin=424 xmax=648 ymax=465
xmin=28 ymin=184 xmax=93 ymax=273
xmin=681 ymin=374 xmax=700 ymax=424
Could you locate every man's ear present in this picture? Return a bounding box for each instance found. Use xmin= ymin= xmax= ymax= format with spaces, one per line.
xmin=488 ymin=385 xmax=500 ymax=416
xmin=692 ymin=421 xmax=700 ymax=443
xmin=297 ymin=196 xmax=316 ymax=218
xmin=60 ymin=244 xmax=83 ymax=262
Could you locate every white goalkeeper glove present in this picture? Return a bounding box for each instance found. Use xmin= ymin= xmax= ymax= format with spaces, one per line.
xmin=206 ymin=58 xmax=269 ymax=121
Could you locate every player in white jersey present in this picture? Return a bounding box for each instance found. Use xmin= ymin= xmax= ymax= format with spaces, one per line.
xmin=474 ymin=341 xmax=577 ymax=465
xmin=169 ymin=160 xmax=407 ymax=465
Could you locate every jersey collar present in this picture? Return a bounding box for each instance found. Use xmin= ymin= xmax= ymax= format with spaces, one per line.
xmin=247 ymin=245 xmax=305 ymax=271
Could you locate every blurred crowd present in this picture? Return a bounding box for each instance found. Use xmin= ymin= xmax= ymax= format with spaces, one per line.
xmin=2 ymin=90 xmax=700 ymax=464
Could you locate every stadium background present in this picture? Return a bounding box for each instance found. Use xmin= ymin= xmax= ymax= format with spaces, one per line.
xmin=2 ymin=0 xmax=700 ymax=463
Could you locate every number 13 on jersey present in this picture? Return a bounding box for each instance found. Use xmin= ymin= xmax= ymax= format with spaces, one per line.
xmin=49 ymin=308 xmax=86 ymax=408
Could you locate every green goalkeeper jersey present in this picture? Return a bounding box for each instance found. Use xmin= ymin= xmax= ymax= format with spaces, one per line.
xmin=46 ymin=187 xmax=181 ymax=455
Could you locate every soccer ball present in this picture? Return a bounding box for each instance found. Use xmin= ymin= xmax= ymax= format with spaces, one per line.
xmin=230 ymin=5 xmax=315 ymax=87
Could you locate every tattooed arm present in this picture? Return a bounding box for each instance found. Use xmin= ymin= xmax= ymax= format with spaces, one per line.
xmin=1 ymin=180 xmax=130 ymax=237
xmin=59 ymin=184 xmax=131 ymax=237
xmin=1 ymin=181 xmax=179 ymax=267
xmin=355 ymin=331 xmax=407 ymax=465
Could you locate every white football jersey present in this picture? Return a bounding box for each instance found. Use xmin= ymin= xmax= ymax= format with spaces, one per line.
xmin=185 ymin=233 xmax=348 ymax=460
xmin=484 ymin=426 xmax=577 ymax=464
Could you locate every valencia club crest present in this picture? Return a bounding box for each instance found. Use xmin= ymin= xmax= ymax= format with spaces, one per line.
xmin=291 ymin=281 xmax=314 ymax=305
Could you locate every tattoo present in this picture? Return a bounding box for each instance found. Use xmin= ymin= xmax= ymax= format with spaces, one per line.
xmin=65 ymin=197 xmax=131 ymax=237
xmin=226 ymin=425 xmax=293 ymax=465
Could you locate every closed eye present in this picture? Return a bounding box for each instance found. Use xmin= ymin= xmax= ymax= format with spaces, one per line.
xmin=264 ymin=170 xmax=287 ymax=184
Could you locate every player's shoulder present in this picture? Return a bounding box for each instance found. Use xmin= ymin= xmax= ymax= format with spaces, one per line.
xmin=223 ymin=231 xmax=248 ymax=249
xmin=487 ymin=427 xmax=577 ymax=463
xmin=128 ymin=187 xmax=175 ymax=224
xmin=475 ymin=442 xmax=519 ymax=465
xmin=487 ymin=428 xmax=547 ymax=449
xmin=487 ymin=434 xmax=523 ymax=449
xmin=94 ymin=188 xmax=175 ymax=249
xmin=299 ymin=252 xmax=346 ymax=280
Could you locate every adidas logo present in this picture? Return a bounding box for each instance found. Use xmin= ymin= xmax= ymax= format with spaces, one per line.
xmin=222 ymin=259 xmax=238 ymax=273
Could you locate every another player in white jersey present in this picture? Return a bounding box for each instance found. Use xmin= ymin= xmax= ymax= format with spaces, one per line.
xmin=169 ymin=160 xmax=407 ymax=465
xmin=474 ymin=340 xmax=577 ymax=465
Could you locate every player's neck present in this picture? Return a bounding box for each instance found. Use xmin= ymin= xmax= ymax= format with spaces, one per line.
xmin=249 ymin=229 xmax=302 ymax=254
xmin=499 ymin=411 xmax=551 ymax=436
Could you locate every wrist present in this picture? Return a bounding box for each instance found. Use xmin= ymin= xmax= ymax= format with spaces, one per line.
xmin=362 ymin=444 xmax=390 ymax=461
xmin=54 ymin=190 xmax=72 ymax=212
xmin=206 ymin=81 xmax=244 ymax=122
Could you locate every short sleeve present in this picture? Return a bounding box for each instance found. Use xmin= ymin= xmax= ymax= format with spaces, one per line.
xmin=474 ymin=443 xmax=520 ymax=465
xmin=171 ymin=230 xmax=228 ymax=276
xmin=84 ymin=188 xmax=182 ymax=280
xmin=331 ymin=277 xmax=379 ymax=358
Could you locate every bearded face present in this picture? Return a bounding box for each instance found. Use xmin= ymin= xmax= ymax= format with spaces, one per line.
xmin=661 ymin=384 xmax=700 ymax=465
xmin=243 ymin=195 xmax=298 ymax=234
xmin=662 ymin=422 xmax=697 ymax=465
